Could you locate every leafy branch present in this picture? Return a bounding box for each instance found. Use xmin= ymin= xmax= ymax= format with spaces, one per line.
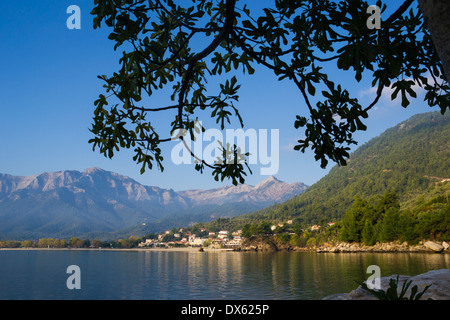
xmin=89 ymin=0 xmax=449 ymax=184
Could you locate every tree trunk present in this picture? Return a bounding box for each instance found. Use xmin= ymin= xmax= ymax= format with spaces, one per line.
xmin=417 ymin=0 xmax=450 ymax=80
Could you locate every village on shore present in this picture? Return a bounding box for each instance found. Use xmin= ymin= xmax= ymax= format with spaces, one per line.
xmin=137 ymin=219 xmax=312 ymax=250
xmin=138 ymin=228 xmax=244 ymax=249
xmin=137 ymin=220 xmax=449 ymax=254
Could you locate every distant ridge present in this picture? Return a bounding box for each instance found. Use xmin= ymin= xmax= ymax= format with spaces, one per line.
xmin=0 ymin=169 xmax=307 ymax=240
xmin=179 ymin=175 xmax=306 ymax=206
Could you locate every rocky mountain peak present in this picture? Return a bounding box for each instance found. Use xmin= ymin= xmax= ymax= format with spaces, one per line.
xmin=255 ymin=175 xmax=281 ymax=188
xmin=83 ymin=167 xmax=105 ymax=175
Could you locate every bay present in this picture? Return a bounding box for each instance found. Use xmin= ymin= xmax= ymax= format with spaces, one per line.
xmin=0 ymin=249 xmax=448 ymax=300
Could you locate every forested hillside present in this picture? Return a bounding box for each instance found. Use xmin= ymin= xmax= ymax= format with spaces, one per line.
xmin=241 ymin=111 xmax=449 ymax=226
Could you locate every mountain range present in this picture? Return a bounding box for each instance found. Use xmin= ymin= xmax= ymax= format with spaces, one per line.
xmin=0 ymin=168 xmax=307 ymax=240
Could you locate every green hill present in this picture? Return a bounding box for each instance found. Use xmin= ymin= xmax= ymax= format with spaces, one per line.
xmin=233 ymin=111 xmax=450 ymax=227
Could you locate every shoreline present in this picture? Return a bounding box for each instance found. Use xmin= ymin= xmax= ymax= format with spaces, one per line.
xmin=313 ymin=240 xmax=450 ymax=254
xmin=237 ymin=240 xmax=450 ymax=254
xmin=1 ymin=245 xmax=449 ymax=254
xmin=2 ymin=240 xmax=449 ymax=254
xmin=0 ymin=247 xmax=233 ymax=253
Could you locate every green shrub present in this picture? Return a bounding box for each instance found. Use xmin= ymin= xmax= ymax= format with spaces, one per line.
xmin=357 ymin=275 xmax=432 ymax=300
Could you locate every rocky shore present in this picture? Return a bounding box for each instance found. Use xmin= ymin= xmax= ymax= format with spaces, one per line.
xmin=237 ymin=240 xmax=450 ymax=253
xmin=314 ymin=240 xmax=449 ymax=253
xmin=323 ymin=269 xmax=450 ymax=300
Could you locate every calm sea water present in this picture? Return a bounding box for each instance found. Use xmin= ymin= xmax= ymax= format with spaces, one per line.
xmin=0 ymin=250 xmax=448 ymax=300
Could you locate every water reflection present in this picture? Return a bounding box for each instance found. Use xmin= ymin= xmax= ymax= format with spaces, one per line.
xmin=0 ymin=250 xmax=448 ymax=299
xmin=136 ymin=251 xmax=449 ymax=299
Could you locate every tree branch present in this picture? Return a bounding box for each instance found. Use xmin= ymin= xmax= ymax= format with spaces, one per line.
xmin=177 ymin=0 xmax=237 ymax=128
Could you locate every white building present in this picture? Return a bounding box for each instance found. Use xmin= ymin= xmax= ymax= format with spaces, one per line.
xmin=226 ymin=236 xmax=243 ymax=246
xmin=218 ymin=230 xmax=228 ymax=239
xmin=138 ymin=239 xmax=154 ymax=247
xmin=190 ymin=238 xmax=207 ymax=246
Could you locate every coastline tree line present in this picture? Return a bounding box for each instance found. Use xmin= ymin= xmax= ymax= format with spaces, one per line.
xmin=216 ymin=183 xmax=450 ymax=247
xmin=0 ymin=237 xmax=141 ymax=249
xmin=339 ymin=189 xmax=449 ymax=245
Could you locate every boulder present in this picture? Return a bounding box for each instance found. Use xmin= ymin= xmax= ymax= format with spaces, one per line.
xmin=443 ymin=241 xmax=449 ymax=251
xmin=424 ymin=241 xmax=444 ymax=253
xmin=323 ymin=269 xmax=450 ymax=300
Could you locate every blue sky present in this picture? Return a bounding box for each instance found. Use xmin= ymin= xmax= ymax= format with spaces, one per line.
xmin=0 ymin=0 xmax=436 ymax=191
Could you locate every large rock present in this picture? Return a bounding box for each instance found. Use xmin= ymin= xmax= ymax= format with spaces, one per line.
xmin=424 ymin=241 xmax=444 ymax=253
xmin=323 ymin=269 xmax=450 ymax=300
